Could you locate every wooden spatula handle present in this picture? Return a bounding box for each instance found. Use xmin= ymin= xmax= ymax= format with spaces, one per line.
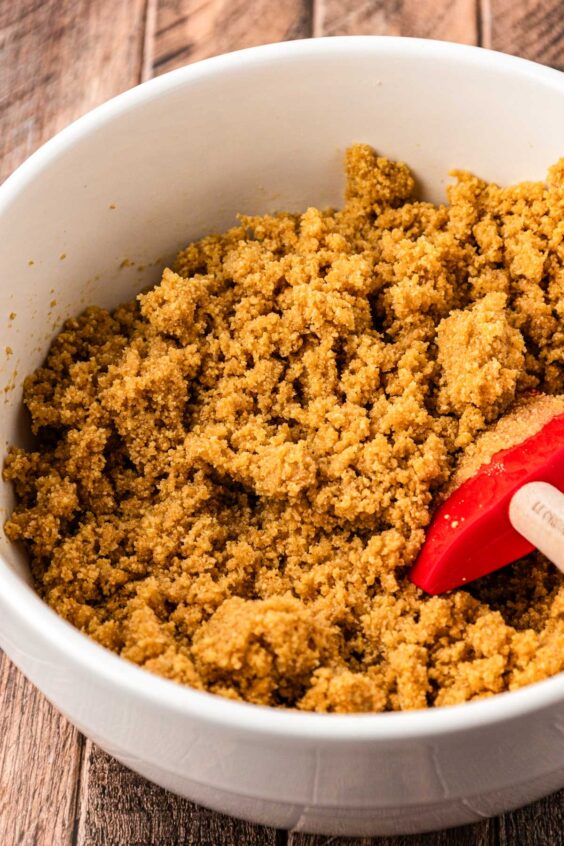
xmin=509 ymin=482 xmax=564 ymax=574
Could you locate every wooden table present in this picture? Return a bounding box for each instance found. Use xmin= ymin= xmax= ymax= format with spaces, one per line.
xmin=0 ymin=2 xmax=563 ymax=844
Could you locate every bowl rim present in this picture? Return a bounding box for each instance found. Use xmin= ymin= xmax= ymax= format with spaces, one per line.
xmin=1 ymin=35 xmax=563 ymax=743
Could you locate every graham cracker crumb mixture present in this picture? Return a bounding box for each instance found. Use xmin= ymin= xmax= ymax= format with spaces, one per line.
xmin=447 ymin=393 xmax=564 ymax=496
xmin=4 ymin=146 xmax=564 ymax=712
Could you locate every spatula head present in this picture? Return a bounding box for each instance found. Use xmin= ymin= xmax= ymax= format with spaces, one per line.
xmin=410 ymin=412 xmax=564 ymax=595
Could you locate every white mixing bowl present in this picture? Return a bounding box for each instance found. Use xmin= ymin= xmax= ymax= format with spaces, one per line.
xmin=0 ymin=37 xmax=563 ymax=837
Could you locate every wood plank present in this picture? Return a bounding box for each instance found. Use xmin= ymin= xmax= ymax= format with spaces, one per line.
xmin=313 ymin=0 xmax=479 ymax=43
xmin=481 ymin=0 xmax=564 ymax=69
xmin=497 ymin=791 xmax=564 ymax=845
xmin=75 ymin=741 xmax=283 ymax=846
xmin=0 ymin=651 xmax=84 ymax=846
xmin=152 ymin=0 xmax=312 ymax=75
xmin=0 ymin=0 xmax=148 ymax=182
xmin=288 ymin=820 xmax=497 ymax=845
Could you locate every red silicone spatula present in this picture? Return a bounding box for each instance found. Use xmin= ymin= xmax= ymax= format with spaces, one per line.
xmin=410 ymin=394 xmax=564 ymax=595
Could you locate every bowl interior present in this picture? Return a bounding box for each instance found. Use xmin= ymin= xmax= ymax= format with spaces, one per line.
xmin=1 ymin=37 xmax=563 ymax=591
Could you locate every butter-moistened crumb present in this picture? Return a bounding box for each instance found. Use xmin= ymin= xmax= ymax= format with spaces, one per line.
xmin=447 ymin=393 xmax=564 ymax=496
xmin=437 ymin=292 xmax=525 ymax=445
xmin=3 ymin=145 xmax=564 ymax=712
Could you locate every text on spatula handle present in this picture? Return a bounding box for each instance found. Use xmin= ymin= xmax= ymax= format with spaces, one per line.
xmin=509 ymin=482 xmax=564 ymax=574
xmin=531 ymin=500 xmax=564 ymax=536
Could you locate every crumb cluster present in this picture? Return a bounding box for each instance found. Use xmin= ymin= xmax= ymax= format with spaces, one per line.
xmin=4 ymin=145 xmax=564 ymax=711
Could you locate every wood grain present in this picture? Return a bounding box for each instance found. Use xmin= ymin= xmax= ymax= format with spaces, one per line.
xmin=313 ymin=0 xmax=479 ymax=43
xmin=75 ymin=741 xmax=283 ymax=846
xmin=0 ymin=0 xmax=148 ymax=182
xmin=288 ymin=821 xmax=498 ymax=846
xmin=481 ymin=0 xmax=564 ymax=69
xmin=0 ymin=652 xmax=84 ymax=846
xmin=498 ymin=791 xmax=564 ymax=845
xmin=152 ymin=0 xmax=312 ymax=75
